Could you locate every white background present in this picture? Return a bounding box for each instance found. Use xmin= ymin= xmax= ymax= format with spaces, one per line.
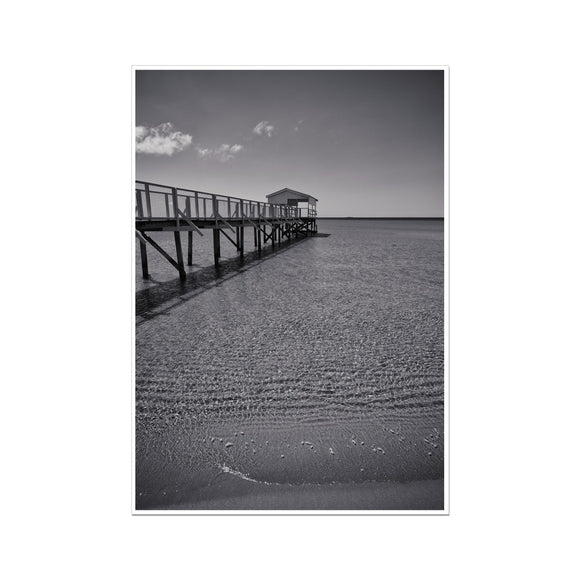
xmin=2 ymin=1 xmax=579 ymax=578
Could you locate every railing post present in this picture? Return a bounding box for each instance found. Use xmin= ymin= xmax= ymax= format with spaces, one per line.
xmin=144 ymin=183 xmax=152 ymax=219
xmin=136 ymin=189 xmax=144 ymax=218
xmin=195 ymin=191 xmax=200 ymax=219
xmin=172 ymin=188 xmax=180 ymax=227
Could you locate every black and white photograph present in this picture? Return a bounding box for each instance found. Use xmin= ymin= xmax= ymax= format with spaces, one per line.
xmin=4 ymin=2 xmax=580 ymax=577
xmin=134 ymin=68 xmax=447 ymax=511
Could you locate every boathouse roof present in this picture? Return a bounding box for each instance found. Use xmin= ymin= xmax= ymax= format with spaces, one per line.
xmin=266 ymin=188 xmax=318 ymax=203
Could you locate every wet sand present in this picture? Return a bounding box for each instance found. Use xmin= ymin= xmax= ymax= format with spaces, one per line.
xmin=152 ymin=477 xmax=444 ymax=511
xmin=136 ymin=416 xmax=444 ymax=510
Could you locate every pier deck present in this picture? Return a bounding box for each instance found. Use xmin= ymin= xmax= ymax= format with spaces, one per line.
xmin=135 ymin=180 xmax=317 ymax=280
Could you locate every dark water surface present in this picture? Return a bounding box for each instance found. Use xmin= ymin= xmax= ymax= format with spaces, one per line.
xmin=135 ymin=219 xmax=444 ymax=510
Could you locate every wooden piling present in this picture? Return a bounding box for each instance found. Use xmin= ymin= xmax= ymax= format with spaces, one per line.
xmin=186 ymin=197 xmax=193 ymax=265
xmin=139 ymin=240 xmax=149 ymax=278
xmin=213 ymin=228 xmax=220 ymax=267
xmin=174 ymin=231 xmax=186 ymax=281
xmin=136 ymin=190 xmax=149 ymax=278
xmin=187 ymin=231 xmax=193 ymax=265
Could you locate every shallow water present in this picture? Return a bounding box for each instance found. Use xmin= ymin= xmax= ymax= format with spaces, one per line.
xmin=135 ymin=219 xmax=444 ymax=509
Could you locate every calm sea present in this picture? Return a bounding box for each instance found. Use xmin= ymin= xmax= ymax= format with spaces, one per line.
xmin=135 ymin=219 xmax=444 ymax=509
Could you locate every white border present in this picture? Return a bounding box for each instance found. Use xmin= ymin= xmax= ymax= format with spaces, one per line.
xmin=132 ymin=65 xmax=449 ymax=516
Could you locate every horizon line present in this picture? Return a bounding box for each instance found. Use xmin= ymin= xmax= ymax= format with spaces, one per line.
xmin=317 ymin=216 xmax=443 ymax=220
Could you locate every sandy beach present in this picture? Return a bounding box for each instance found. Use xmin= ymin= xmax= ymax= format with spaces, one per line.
xmin=147 ymin=477 xmax=444 ymax=511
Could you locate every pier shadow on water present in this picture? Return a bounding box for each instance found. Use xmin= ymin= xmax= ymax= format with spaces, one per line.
xmin=136 ymin=236 xmax=312 ymax=324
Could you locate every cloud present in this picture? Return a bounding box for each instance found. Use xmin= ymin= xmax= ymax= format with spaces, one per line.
xmin=135 ymin=122 xmax=193 ymax=155
xmin=253 ymin=120 xmax=275 ymax=137
xmin=136 ymin=122 xmax=243 ymax=162
xmin=293 ymin=119 xmax=304 ymax=132
xmin=195 ymin=143 xmax=243 ymax=162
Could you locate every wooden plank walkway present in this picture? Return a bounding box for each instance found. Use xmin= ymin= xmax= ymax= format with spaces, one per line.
xmin=135 ymin=180 xmax=317 ymax=280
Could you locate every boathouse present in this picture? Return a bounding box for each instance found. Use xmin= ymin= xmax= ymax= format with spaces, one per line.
xmin=266 ymin=188 xmax=318 ymax=218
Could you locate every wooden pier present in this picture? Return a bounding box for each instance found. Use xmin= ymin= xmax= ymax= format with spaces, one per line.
xmin=135 ymin=181 xmax=318 ymax=281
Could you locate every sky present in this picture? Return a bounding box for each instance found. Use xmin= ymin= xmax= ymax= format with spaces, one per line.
xmin=135 ymin=69 xmax=444 ymax=217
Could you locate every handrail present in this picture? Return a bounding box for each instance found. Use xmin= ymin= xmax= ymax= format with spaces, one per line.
xmin=136 ymin=180 xmax=285 ymax=208
xmin=135 ymin=179 xmax=316 ymax=222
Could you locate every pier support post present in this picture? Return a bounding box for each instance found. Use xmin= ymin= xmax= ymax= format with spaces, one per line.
xmin=187 ymin=231 xmax=193 ymax=265
xmin=139 ymin=240 xmax=149 ymax=279
xmin=254 ymin=227 xmax=257 ymax=247
xmin=213 ymin=228 xmax=220 ymax=267
xmin=240 ymin=225 xmax=244 ymax=254
xmin=174 ymin=231 xmax=186 ymax=281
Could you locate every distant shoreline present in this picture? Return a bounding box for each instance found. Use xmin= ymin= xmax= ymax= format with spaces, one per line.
xmin=316 ymin=216 xmax=444 ymax=220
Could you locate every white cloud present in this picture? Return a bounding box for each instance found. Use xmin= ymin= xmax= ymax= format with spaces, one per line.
xmin=135 ymin=122 xmax=242 ymax=161
xmin=135 ymin=122 xmax=193 ymax=155
xmin=135 ymin=125 xmax=148 ymax=140
xmin=253 ymin=120 xmax=275 ymax=137
xmin=195 ymin=143 xmax=243 ymax=162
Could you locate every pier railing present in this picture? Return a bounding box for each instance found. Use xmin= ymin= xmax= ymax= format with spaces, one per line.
xmin=135 ymin=180 xmax=317 ymax=223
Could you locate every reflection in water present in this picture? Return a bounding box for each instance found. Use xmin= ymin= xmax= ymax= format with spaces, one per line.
xmin=136 ymin=235 xmax=310 ymax=324
xmin=135 ymin=220 xmax=444 ymax=510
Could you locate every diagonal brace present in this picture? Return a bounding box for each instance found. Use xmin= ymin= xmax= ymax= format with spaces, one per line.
xmin=177 ymin=209 xmax=204 ymax=236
